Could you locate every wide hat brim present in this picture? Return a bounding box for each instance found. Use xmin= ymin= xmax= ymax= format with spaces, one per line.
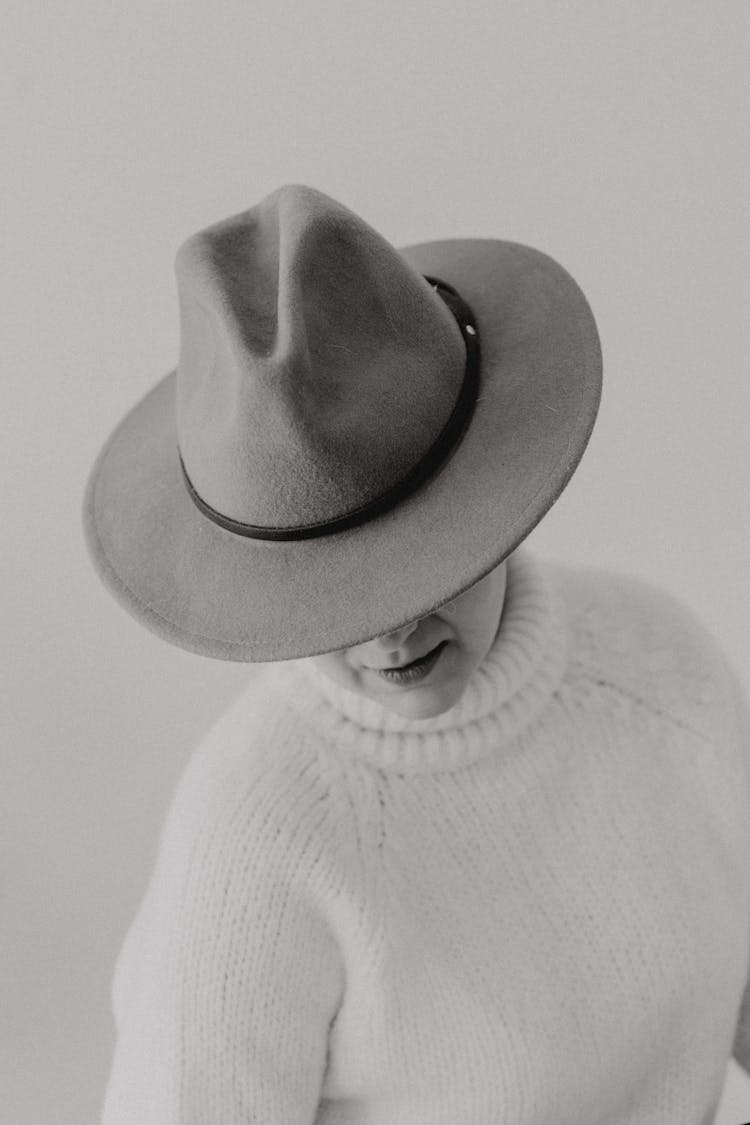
xmin=83 ymin=238 xmax=601 ymax=662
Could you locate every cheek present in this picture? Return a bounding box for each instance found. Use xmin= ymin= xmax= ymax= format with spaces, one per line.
xmin=454 ymin=620 xmax=493 ymax=664
xmin=452 ymin=567 xmax=507 ymax=658
xmin=451 ymin=598 xmax=504 ymax=662
xmin=309 ymin=652 xmax=359 ymax=691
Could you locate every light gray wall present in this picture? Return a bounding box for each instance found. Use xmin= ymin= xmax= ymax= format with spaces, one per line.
xmin=3 ymin=3 xmax=749 ymax=1121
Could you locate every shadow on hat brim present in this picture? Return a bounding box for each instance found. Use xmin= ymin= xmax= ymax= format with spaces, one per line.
xmin=82 ymin=238 xmax=601 ymax=662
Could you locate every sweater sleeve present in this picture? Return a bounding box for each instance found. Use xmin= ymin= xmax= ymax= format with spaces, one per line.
xmin=101 ymin=711 xmax=344 ymax=1124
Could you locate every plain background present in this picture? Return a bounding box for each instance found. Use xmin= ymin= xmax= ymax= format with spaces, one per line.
xmin=3 ymin=3 xmax=749 ymax=1121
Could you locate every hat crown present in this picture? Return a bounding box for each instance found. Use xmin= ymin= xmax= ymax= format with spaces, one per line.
xmin=175 ymin=185 xmax=465 ymax=528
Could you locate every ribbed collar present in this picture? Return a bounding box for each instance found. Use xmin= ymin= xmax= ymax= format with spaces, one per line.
xmin=270 ymin=550 xmax=567 ymax=774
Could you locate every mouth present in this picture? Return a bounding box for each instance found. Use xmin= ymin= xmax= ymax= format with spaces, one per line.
xmin=370 ymin=641 xmax=450 ymax=686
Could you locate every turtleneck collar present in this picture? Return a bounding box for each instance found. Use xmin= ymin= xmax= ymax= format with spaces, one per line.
xmin=269 ymin=550 xmax=567 ymax=774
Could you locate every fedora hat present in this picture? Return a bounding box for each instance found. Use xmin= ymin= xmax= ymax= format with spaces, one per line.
xmin=82 ymin=184 xmax=601 ymax=661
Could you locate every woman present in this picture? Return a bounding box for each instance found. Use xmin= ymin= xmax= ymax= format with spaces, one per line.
xmin=83 ymin=184 xmax=750 ymax=1124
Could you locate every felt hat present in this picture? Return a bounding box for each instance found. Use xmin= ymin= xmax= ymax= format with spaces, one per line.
xmin=82 ymin=184 xmax=601 ymax=661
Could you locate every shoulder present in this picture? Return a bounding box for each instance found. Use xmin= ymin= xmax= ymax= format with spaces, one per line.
xmin=541 ymin=557 xmax=745 ymax=735
xmin=157 ymin=668 xmax=332 ymax=883
xmin=108 ymin=671 xmax=345 ymax=1074
xmin=546 ymin=560 xmax=715 ymax=649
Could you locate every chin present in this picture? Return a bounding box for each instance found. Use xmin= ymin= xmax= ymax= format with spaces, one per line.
xmin=379 ymin=680 xmax=467 ymax=721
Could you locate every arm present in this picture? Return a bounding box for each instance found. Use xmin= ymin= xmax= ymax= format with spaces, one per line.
xmin=101 ymin=736 xmax=344 ymax=1124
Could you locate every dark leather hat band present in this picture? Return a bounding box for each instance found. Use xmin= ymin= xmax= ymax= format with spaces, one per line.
xmin=178 ymin=277 xmax=480 ymax=541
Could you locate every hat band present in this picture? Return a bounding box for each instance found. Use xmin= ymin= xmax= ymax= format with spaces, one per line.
xmin=178 ymin=277 xmax=480 ymax=541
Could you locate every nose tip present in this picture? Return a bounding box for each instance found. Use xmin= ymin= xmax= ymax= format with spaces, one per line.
xmin=374 ymin=619 xmax=419 ymax=651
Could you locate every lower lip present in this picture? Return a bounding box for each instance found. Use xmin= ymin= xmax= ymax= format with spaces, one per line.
xmin=373 ymin=641 xmax=449 ymax=687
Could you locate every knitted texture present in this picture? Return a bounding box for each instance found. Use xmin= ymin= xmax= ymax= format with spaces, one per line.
xmin=101 ymin=551 xmax=750 ymax=1125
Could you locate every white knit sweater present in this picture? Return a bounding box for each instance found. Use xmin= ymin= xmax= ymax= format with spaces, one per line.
xmin=101 ymin=551 xmax=750 ymax=1125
